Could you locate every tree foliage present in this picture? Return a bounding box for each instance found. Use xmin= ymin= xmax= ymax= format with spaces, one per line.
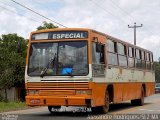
xmin=154 ymin=62 xmax=160 ymax=83
xmin=0 ymin=34 xmax=27 ymax=94
xmin=37 ymin=21 xmax=58 ymax=30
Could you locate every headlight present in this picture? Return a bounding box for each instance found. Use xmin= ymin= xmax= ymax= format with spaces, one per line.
xmin=76 ymin=90 xmax=92 ymax=95
xmin=28 ymin=90 xmax=39 ymax=95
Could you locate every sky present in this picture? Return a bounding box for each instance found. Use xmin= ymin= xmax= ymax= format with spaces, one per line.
xmin=0 ymin=0 xmax=160 ymax=61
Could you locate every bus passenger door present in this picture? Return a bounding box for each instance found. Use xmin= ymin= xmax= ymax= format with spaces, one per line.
xmin=91 ymin=42 xmax=106 ymax=106
xmin=92 ymin=42 xmax=106 ymax=82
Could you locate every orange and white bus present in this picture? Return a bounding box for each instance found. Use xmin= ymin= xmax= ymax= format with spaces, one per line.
xmin=25 ymin=28 xmax=155 ymax=113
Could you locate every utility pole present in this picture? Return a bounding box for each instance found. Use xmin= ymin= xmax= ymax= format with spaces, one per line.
xmin=128 ymin=22 xmax=143 ymax=45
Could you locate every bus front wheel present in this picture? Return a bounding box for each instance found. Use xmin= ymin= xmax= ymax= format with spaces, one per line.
xmin=91 ymin=91 xmax=109 ymax=114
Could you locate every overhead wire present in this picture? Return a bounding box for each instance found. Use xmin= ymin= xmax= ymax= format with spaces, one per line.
xmin=109 ymin=0 xmax=159 ymax=36
xmin=10 ymin=0 xmax=67 ymax=28
xmin=0 ymin=0 xmax=43 ymax=24
xmin=110 ymin=0 xmax=132 ymax=18
xmin=0 ymin=3 xmax=41 ymax=24
xmin=108 ymin=0 xmax=160 ymax=60
xmin=90 ymin=0 xmax=158 ymax=38
xmin=91 ymin=0 xmax=159 ymax=42
xmin=89 ymin=0 xmax=129 ymax=24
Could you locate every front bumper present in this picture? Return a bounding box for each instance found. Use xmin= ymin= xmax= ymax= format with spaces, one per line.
xmin=26 ymin=95 xmax=92 ymax=107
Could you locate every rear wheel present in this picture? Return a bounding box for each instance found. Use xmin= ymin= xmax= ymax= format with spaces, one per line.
xmin=91 ymin=91 xmax=109 ymax=114
xmin=48 ymin=106 xmax=61 ymax=113
xmin=131 ymin=87 xmax=144 ymax=106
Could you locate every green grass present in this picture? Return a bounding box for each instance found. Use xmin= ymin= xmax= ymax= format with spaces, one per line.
xmin=0 ymin=102 xmax=26 ymax=112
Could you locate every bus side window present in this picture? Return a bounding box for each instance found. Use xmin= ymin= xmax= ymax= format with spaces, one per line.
xmin=146 ymin=52 xmax=151 ymax=70
xmin=92 ymin=42 xmax=105 ymax=64
xmin=128 ymin=46 xmax=134 ymax=68
xmin=150 ymin=53 xmax=154 ymax=70
xmin=117 ymin=43 xmax=127 ymax=67
xmin=107 ymin=40 xmax=118 ymax=66
xmin=141 ymin=51 xmax=146 ymax=69
xmin=135 ymin=48 xmax=142 ymax=69
xmin=100 ymin=44 xmax=105 ymax=64
xmin=92 ymin=42 xmax=105 ymax=77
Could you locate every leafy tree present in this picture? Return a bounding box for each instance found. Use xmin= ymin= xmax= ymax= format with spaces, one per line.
xmin=0 ymin=34 xmax=27 ymax=101
xmin=154 ymin=62 xmax=160 ymax=83
xmin=37 ymin=21 xmax=58 ymax=30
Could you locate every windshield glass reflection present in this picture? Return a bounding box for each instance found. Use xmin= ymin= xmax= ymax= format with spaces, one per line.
xmin=27 ymin=41 xmax=88 ymax=76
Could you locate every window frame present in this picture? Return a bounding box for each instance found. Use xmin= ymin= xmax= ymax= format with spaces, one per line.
xmin=107 ymin=40 xmax=118 ymax=66
xmin=117 ymin=42 xmax=128 ymax=67
xmin=128 ymin=46 xmax=135 ymax=68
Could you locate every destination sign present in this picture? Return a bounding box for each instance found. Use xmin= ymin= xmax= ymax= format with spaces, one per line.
xmin=32 ymin=31 xmax=88 ymax=40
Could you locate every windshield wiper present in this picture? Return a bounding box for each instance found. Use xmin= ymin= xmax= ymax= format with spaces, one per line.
xmin=40 ymin=53 xmax=57 ymax=78
xmin=66 ymin=71 xmax=73 ymax=77
xmin=62 ymin=68 xmax=73 ymax=77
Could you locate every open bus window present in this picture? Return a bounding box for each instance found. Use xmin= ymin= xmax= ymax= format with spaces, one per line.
xmin=92 ymin=42 xmax=105 ymax=77
xmin=92 ymin=43 xmax=105 ymax=64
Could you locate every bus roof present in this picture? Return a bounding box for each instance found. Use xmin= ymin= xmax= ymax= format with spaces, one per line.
xmin=30 ymin=28 xmax=152 ymax=53
xmin=30 ymin=28 xmax=91 ymax=34
xmin=91 ymin=29 xmax=153 ymax=53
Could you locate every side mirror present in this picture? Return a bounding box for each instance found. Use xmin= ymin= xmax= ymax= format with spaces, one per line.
xmin=96 ymin=43 xmax=102 ymax=52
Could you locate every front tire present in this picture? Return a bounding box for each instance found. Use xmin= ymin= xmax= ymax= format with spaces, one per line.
xmin=91 ymin=91 xmax=109 ymax=114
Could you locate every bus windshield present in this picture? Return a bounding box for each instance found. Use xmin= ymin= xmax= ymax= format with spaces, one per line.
xmin=27 ymin=41 xmax=88 ymax=76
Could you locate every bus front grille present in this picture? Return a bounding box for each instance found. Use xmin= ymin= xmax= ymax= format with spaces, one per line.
xmin=26 ymin=82 xmax=89 ymax=90
xmin=39 ymin=90 xmax=75 ymax=96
